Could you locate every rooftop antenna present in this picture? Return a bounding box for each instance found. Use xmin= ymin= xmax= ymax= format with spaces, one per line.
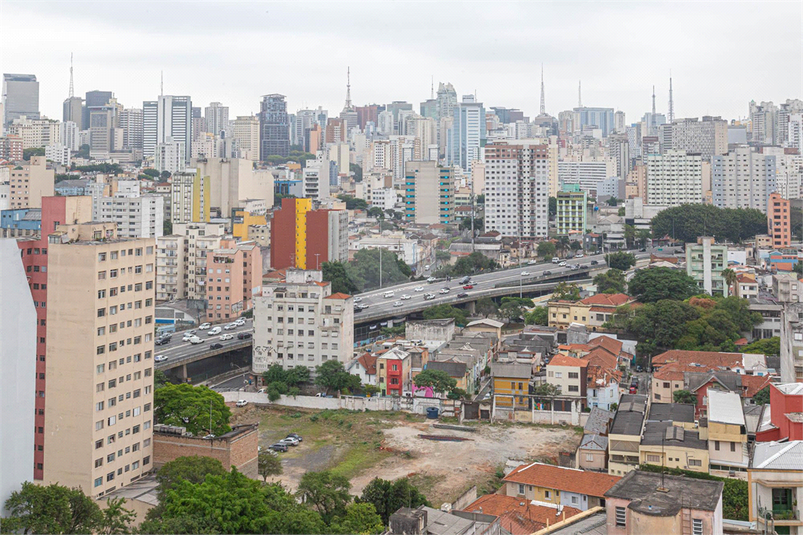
xmin=345 ymin=66 xmax=352 ymax=109
xmin=540 ymin=63 xmax=546 ymax=115
xmin=668 ymin=71 xmax=675 ymax=122
xmin=578 ymin=80 xmax=582 ymax=108
xmin=160 ymin=70 xmax=164 ymax=97
xmin=652 ymin=85 xmax=656 ymax=116
xmin=431 ymin=75 xmax=434 ymax=100
xmin=68 ymin=52 xmax=74 ymax=98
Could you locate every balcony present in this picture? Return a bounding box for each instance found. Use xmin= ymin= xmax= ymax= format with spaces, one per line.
xmin=759 ymin=506 xmax=800 ymax=522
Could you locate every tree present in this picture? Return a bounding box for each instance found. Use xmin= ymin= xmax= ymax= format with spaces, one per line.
xmin=459 ymin=217 xmax=484 ymax=233
xmin=624 ymin=225 xmax=636 ymax=249
xmin=618 ymin=207 xmax=626 ymax=217
xmin=628 ymin=267 xmax=699 ymax=303
xmin=447 ymin=387 xmax=468 ymax=400
xmin=99 ymin=497 xmax=137 ymax=535
xmin=350 ymin=163 xmax=363 ymax=182
xmin=297 ymin=470 xmax=352 ymax=523
xmin=163 ymin=219 xmax=173 ymax=236
xmin=1 ymin=482 xmax=108 ymax=534
xmin=499 ymin=297 xmax=534 ymax=322
xmin=524 ymin=306 xmax=548 ymax=326
xmin=606 ymin=251 xmax=636 ymax=271
xmin=476 ymin=194 xmax=485 ymax=205
xmin=359 ymin=478 xmax=430 ymax=524
xmin=155 ymin=456 xmax=227 ymax=500
xmin=75 ymin=144 xmax=90 ymax=158
xmin=593 ymin=269 xmax=627 ymax=294
xmin=422 ymin=303 xmax=467 ymax=326
xmin=435 ymin=250 xmax=451 ymax=263
xmin=322 ymin=261 xmax=359 ymax=295
xmin=160 ymin=170 xmax=171 ymax=180
xmin=742 ymin=337 xmax=780 ymax=356
xmin=154 ymin=369 xmax=172 ymax=389
xmin=413 ymin=369 xmax=456 ymax=394
xmin=331 ymin=502 xmax=384 ymax=535
xmin=721 ymin=268 xmax=738 ymax=296
xmin=537 ymin=241 xmax=556 ymax=258
xmin=258 ymin=452 xmax=283 ymax=481
xmin=476 ymin=297 xmax=499 ymax=318
xmin=287 ymin=365 xmax=311 ymax=386
xmin=650 ymin=204 xmax=768 ymax=243
xmin=154 ymin=383 xmax=232 ymax=436
xmin=552 ymin=282 xmax=581 ymax=301
xmin=673 ymin=389 xmax=697 ymax=404
xmin=625 ymin=299 xmax=700 ymax=351
xmin=316 ymin=360 xmax=360 ymax=396
xmin=142 ymin=168 xmax=161 ymax=178
xmin=548 ymin=197 xmax=557 ymax=217
xmin=532 ymin=383 xmax=560 ymax=397
xmin=337 ymin=195 xmax=368 ymax=211
xmin=347 ymin=249 xmax=410 ymax=290
xmin=636 ymin=229 xmax=652 ymax=248
xmin=753 ymin=386 xmax=771 ymax=405
xmin=606 ymin=197 xmax=620 ymax=207
xmin=23 ymin=147 xmax=46 ymax=160
xmin=570 ymin=241 xmax=582 ymax=251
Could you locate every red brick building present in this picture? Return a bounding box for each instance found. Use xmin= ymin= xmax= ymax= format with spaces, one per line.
xmin=153 ymin=423 xmax=259 ymax=479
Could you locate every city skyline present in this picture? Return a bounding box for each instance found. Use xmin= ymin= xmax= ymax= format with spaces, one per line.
xmin=2 ymin=1 xmax=800 ymax=124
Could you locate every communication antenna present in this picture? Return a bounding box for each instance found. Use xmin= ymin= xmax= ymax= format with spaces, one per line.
xmin=668 ymin=72 xmax=675 ymax=122
xmin=539 ymin=64 xmax=546 ymax=115
xmin=578 ymin=81 xmax=582 ymax=108
xmin=652 ymin=85 xmax=656 ymax=117
xmin=160 ymin=70 xmax=164 ymax=97
xmin=431 ymin=76 xmax=434 ymax=100
xmin=69 ymin=53 xmax=74 ymax=98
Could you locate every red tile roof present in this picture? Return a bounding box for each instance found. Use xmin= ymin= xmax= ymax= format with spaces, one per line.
xmin=580 ymin=293 xmax=632 ymax=307
xmin=462 ymin=494 xmax=581 ymax=535
xmin=742 ymin=374 xmax=773 ymax=398
xmin=356 ymin=353 xmax=377 ymax=376
xmin=503 ymin=463 xmax=621 ymax=498
xmin=548 ymin=354 xmax=589 ymax=368
xmin=588 ymin=336 xmax=623 ymax=357
xmin=652 ymin=350 xmax=743 ymax=371
xmin=325 ymin=292 xmax=352 ymax=299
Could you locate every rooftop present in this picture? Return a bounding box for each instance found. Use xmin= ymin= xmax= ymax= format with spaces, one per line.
xmin=752 ymin=440 xmax=803 ymax=470
xmin=491 ymin=361 xmax=532 ymax=379
xmin=548 ymin=354 xmax=589 ymax=368
xmin=426 ymin=361 xmax=467 ymax=378
xmin=640 ymin=421 xmax=707 ymax=450
xmin=707 ymin=390 xmax=745 ymax=426
xmin=579 ymin=433 xmax=609 ymax=451
xmin=503 ymin=463 xmax=620 ymax=498
xmin=584 ymin=407 xmax=614 ymax=435
xmin=604 ymin=471 xmax=724 ymax=516
xmin=647 ymin=403 xmax=695 ymax=423
xmin=462 ymin=494 xmax=582 ymax=535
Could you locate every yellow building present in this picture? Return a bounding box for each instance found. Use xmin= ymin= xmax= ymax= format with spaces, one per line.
xmin=639 ymin=422 xmax=709 ymax=473
xmin=608 ymin=394 xmax=648 ymax=476
xmin=232 ymin=210 xmax=267 ymax=242
xmin=294 ymin=198 xmax=312 ymax=269
xmin=171 ymin=169 xmax=210 ymax=223
xmin=548 ymin=300 xmax=590 ymax=330
xmin=491 ymin=362 xmax=531 ymax=408
xmin=707 ymin=390 xmax=749 ymax=478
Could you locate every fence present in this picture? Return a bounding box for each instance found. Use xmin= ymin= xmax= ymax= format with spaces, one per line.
xmin=221 ymin=391 xmax=460 ymax=415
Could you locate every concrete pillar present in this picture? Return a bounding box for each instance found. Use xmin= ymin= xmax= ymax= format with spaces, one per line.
xmin=177 ymin=364 xmax=188 ymax=382
xmin=465 ymin=300 xmax=476 ymax=314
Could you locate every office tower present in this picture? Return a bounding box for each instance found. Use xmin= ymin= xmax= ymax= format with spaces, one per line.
xmin=119 ymin=108 xmax=143 ymax=151
xmin=749 ymin=101 xmax=779 ymax=145
xmin=0 ymin=239 xmax=36 ymax=513
xmin=63 ymin=97 xmax=83 ymax=126
xmin=259 ymin=94 xmax=289 ymax=159
xmin=292 ymin=109 xmax=316 ymax=150
xmin=155 ymin=138 xmax=186 ymax=174
xmin=325 ymin=118 xmax=347 ymax=144
xmin=788 ymin=114 xmax=803 ymax=152
xmin=403 ymin=161 xmax=455 ymax=225
xmin=45 ymin=144 xmax=70 ymax=167
xmin=436 ymin=82 xmax=457 ymax=121
xmin=767 ymin=192 xmax=791 ymax=249
xmin=490 ymin=107 xmax=526 ymax=124
xmin=84 ymin=90 xmax=114 ymax=129
xmin=270 ymin=198 xmax=348 ymax=270
xmin=59 ymin=121 xmax=79 ymax=151
xmin=420 ymin=99 xmax=437 ymax=120
xmin=484 ymin=140 xmax=549 ymax=238
xmin=232 ymin=115 xmax=260 ymax=161
xmin=42 ymin=221 xmax=155 ymax=498
xmin=665 ymin=116 xmax=728 ymax=160
xmin=89 ymin=106 xmax=117 ymax=155
xmin=645 ymin=150 xmax=703 ymax=206
xmin=556 ymin=188 xmax=588 ymax=236
xmin=171 ymin=169 xmax=210 ymax=223
xmin=2 ymin=74 xmax=39 ymax=126
xmin=156 ymin=222 xmax=225 ymax=301
xmin=712 ymin=146 xmax=776 ymax=213
xmin=205 ymin=239 xmax=263 ymax=321
xmin=446 ymin=95 xmax=485 ymax=172
xmin=253 ymin=269 xmax=353 ymax=375
xmin=157 ymin=96 xmax=192 ymax=161
xmin=142 ymin=101 xmax=158 ymax=157
xmin=356 ymin=104 xmax=379 ymax=130
xmin=7 ymin=117 xmax=61 ymax=148
xmin=9 ymin=156 xmax=54 ymax=209
xmin=572 ymin=106 xmax=615 ymax=136
xmin=377 ymin=111 xmax=394 ymax=136
xmin=204 ymin=102 xmax=229 ymax=138
xmin=557 ymin=160 xmax=616 ymax=195
xmin=608 ymin=133 xmax=630 ymax=179
xmin=406 ymin=116 xmax=437 ymax=159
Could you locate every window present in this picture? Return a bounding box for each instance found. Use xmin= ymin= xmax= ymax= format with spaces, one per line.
xmin=571 ymin=496 xmax=578 ymax=504
xmin=544 ymin=490 xmax=551 ymax=499
xmin=95 ymin=439 xmax=103 ymax=449
xmin=555 ymin=371 xmax=562 ymax=378
xmin=689 ymin=459 xmax=702 ymax=467
xmin=568 ymin=372 xmax=579 ymax=379
xmin=94 ymin=477 xmax=103 ymax=488
xmin=107 ymin=472 xmax=115 ymax=482
xmin=568 ymin=385 xmax=579 ymax=392
xmin=730 ymin=442 xmax=736 ymax=452
xmin=692 ymin=519 xmax=703 ymax=535
xmin=518 ymin=484 xmax=525 ymax=494
xmin=714 ymin=441 xmax=720 ymax=451
xmin=615 ymin=506 xmax=626 ymax=527
xmin=586 ymin=454 xmax=593 ymax=462
xmin=647 ymin=454 xmax=661 ymax=463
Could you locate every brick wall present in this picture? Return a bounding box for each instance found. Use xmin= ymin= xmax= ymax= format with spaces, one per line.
xmin=153 ymin=424 xmax=259 ymax=479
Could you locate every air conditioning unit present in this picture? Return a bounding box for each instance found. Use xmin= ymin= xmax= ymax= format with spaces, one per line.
xmin=728 ymin=471 xmax=736 ymax=477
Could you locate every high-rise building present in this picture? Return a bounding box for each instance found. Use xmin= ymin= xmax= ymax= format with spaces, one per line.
xmin=205 ymin=239 xmax=262 ymax=321
xmin=59 ymin=121 xmax=80 ymax=151
xmin=2 ymin=74 xmax=39 ymax=126
xmin=556 ymin=188 xmax=588 ymax=236
xmin=142 ymin=101 xmax=158 ymax=157
xmin=749 ymin=101 xmax=779 ymax=145
xmin=43 ymin=222 xmax=156 ymax=497
xmin=158 ymin=96 xmax=192 ymax=161
xmin=89 ymin=106 xmax=117 ymax=155
xmin=270 ymin=198 xmax=348 ymax=270
xmin=191 ymin=157 xmax=273 ymax=216
xmin=155 ymin=138 xmax=186 ymax=175
xmin=484 ymin=140 xmax=549 ymax=238
xmin=9 ymin=156 xmax=54 ymax=209
xmin=95 ymin=194 xmax=164 ymax=239
xmin=325 ymin=118 xmax=347 ymax=144
xmin=84 ymin=90 xmax=114 ymax=129
xmin=767 ymin=192 xmax=791 ymax=249
xmin=788 ymin=114 xmax=803 ymax=152
xmin=446 ymin=95 xmax=485 ymax=172
xmin=7 ymin=116 xmax=61 ymax=149
xmin=156 ymin=222 xmax=225 ymax=302
xmin=171 ymin=169 xmax=210 ymax=223
xmin=557 ymin=160 xmax=616 ymax=196
xmin=686 ymin=236 xmax=727 ymax=296
xmin=0 ymin=134 xmax=23 ymax=160
xmin=712 ymin=146 xmax=776 ymax=213
xmin=119 ymin=108 xmax=143 ymax=151
xmin=0 ymin=239 xmax=36 ymax=513
xmin=302 ymin=155 xmax=331 ymax=202
xmin=572 ymin=106 xmax=615 ymax=136
xmin=259 ymin=94 xmax=289 ymax=160
xmin=356 ymin=104 xmax=380 ymax=130
xmin=436 ymin=82 xmax=457 ymax=122
xmin=664 ymin=116 xmax=728 ymax=160
xmin=63 ymin=96 xmax=83 ymax=126
xmin=645 ymin=150 xmax=703 ymax=206
xmin=232 ymin=115 xmax=260 ymax=161
xmin=45 ymin=144 xmax=70 ymax=167
xmin=614 ymin=111 xmax=626 ymax=134
xmin=403 ymin=161 xmax=455 ymax=225
xmin=252 ymin=269 xmax=353 ymax=376
xmin=204 ymin=102 xmax=229 ymax=138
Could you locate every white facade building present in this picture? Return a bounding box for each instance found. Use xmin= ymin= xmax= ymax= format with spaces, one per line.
xmin=95 ymin=195 xmax=164 ymax=239
xmin=712 ymin=146 xmax=776 ymax=213
xmin=646 ymin=150 xmax=703 ymax=206
xmin=59 ymin=120 xmax=79 ymax=151
xmin=155 ymin=138 xmax=186 ymax=175
xmin=557 ymin=160 xmax=616 ymax=195
xmin=45 ymin=143 xmax=70 ymax=166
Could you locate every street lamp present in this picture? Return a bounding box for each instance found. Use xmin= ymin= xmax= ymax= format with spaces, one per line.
xmin=315 ymin=253 xmax=321 ymax=270
xmin=520 ymin=271 xmax=524 ymax=299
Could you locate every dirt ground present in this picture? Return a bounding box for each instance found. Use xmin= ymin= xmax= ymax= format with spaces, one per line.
xmin=233 ymin=406 xmax=582 ymax=506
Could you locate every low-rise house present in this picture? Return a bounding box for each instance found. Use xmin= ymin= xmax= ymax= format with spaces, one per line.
xmin=492 ymin=362 xmax=532 ymax=408
xmin=734 ymin=273 xmax=759 ymax=299
xmin=604 ymin=471 xmax=724 ymax=535
xmin=749 ymin=440 xmax=803 ymax=533
xmin=463 ymin=319 xmax=504 ymax=348
xmin=502 ymin=463 xmax=621 ymax=512
xmin=749 ymin=297 xmax=783 ymax=340
xmin=546 ymin=354 xmax=589 ymax=411
xmin=646 ymin=402 xmax=697 ymax=430
xmin=639 ymin=421 xmax=709 ymax=473
xmin=377 ymin=347 xmax=411 ymax=396
xmin=608 ymin=394 xmax=648 ymax=476
xmin=581 ymin=293 xmax=635 ymax=330
xmin=584 ymin=406 xmax=614 ymax=436
xmin=577 ymin=434 xmax=609 ymax=472
xmin=388 ymin=505 xmax=497 ymax=535
xmin=462 ymin=494 xmax=582 ymax=534
xmin=425 ymin=360 xmax=469 ymax=393
xmin=582 ymin=347 xmax=623 ymax=410
xmin=706 ymin=390 xmax=749 ymax=478
xmin=348 ymin=352 xmax=377 ymax=386
xmin=406 ymin=318 xmax=456 ymax=344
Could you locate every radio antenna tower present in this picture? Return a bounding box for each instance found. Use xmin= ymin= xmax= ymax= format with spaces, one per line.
xmin=668 ymin=73 xmax=675 ymax=122
xmin=69 ymin=53 xmax=74 ymax=98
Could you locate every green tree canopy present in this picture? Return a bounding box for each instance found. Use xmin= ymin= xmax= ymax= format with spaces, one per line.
xmin=413 ymin=369 xmax=457 ymax=394
xmin=330 ymin=502 xmax=384 ymax=535
xmin=532 ymin=383 xmax=560 ymax=397
xmin=673 ymin=389 xmax=697 ymax=404
xmin=258 ymin=452 xmax=283 ymax=481
xmin=650 ymin=204 xmax=767 ymax=243
xmin=459 ymin=217 xmax=484 ymax=233
xmin=628 ymin=267 xmax=699 ymax=303
xmin=626 ymin=299 xmax=700 ymax=352
xmin=593 ymin=269 xmax=627 ymax=294
xmin=155 ymin=456 xmax=228 ymax=501
xmin=337 ymin=195 xmax=369 ymax=211
xmin=24 ymin=147 xmax=46 ymax=160
xmin=605 ymin=251 xmax=636 ymax=271
xmin=296 ymin=470 xmax=352 ymax=524
xmin=358 ymin=478 xmax=430 ymax=524
xmin=475 ymin=297 xmax=499 ymax=318
xmin=499 ymin=297 xmax=534 ymax=322
xmin=742 ymin=337 xmax=780 ymax=356
xmin=552 ymin=282 xmax=581 ymax=301
xmin=537 ymin=241 xmax=556 ymax=258
xmin=548 ymin=197 xmax=557 ymax=216
xmin=154 ymin=383 xmax=232 ymax=436
xmin=322 ymin=261 xmax=359 ymax=295
xmin=524 ymin=306 xmax=548 ymax=326
xmin=316 ymin=360 xmax=361 ymax=395
xmin=422 ymin=303 xmax=467 ymax=326
xmin=753 ymin=386 xmax=771 ymax=405
xmin=347 ymin=248 xmax=410 ymax=290
xmin=350 ymin=163 xmax=363 ymax=182
xmin=142 ymin=168 xmax=161 ymax=178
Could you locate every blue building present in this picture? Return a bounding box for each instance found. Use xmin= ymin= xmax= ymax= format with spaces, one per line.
xmin=1 ymin=208 xmax=41 ymax=237
xmin=54 ymin=178 xmax=93 ymax=196
xmin=573 ymin=107 xmax=615 ymax=136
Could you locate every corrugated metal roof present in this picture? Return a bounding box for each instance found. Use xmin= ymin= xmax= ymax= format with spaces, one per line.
xmin=707 ymin=390 xmax=745 ymax=426
xmin=752 ymin=440 xmax=803 ymax=470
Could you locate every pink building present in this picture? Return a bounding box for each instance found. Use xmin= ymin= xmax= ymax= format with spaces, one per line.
xmin=205 ymin=239 xmax=262 ymax=321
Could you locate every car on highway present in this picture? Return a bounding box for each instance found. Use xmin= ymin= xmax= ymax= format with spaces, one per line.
xmin=354 ymin=306 xmax=363 ymax=313
xmin=392 ymin=301 xmax=403 ymax=307
xmin=424 ymin=293 xmax=436 ymax=300
xmin=528 ymin=259 xmax=538 ymax=265
xmin=224 ymin=322 xmax=237 ymax=330
xmin=591 ymin=260 xmax=599 ymax=265
xmin=400 ymin=294 xmax=411 ymax=300
xmin=462 ymin=284 xmax=474 ymax=290
xmin=457 ymin=292 xmax=469 ymax=298
xmin=220 ymin=333 xmax=234 ymax=340
xmin=198 ymin=323 xmax=211 ymax=330
xmin=357 ymin=303 xmax=369 ymax=309
xmin=269 ymin=443 xmax=288 ymax=452
xmin=426 ymin=277 xmax=437 ymax=283
xmin=575 ymin=253 xmax=584 ymax=258
xmin=210 ymin=343 xmax=223 ymax=349
xmin=354 ymin=296 xmax=363 ymax=302
xmin=570 ymin=264 xmax=580 ymax=271
xmin=234 ymin=318 xmax=246 ymax=326
xmin=543 ymin=270 xmax=552 ymax=276
xmin=559 ymin=261 xmax=567 ymax=267
xmin=154 ymin=355 xmax=168 ymax=362
xmin=155 ymin=336 xmax=171 ymax=346
xmin=439 ymin=287 xmax=450 ymax=294
xmin=208 ymin=327 xmax=222 ymax=336
xmin=520 ymin=271 xmax=531 ymax=276
xmin=235 ymin=400 xmax=248 ymax=407
xmin=189 ymin=336 xmax=204 ymax=344
xmin=552 ymin=257 xmax=561 ymax=264
xmin=182 ymin=333 xmax=194 ymax=342
xmin=383 ymin=291 xmax=395 ymax=298
xmin=237 ymin=332 xmax=252 ymax=340
xmin=414 ymin=286 xmax=424 ymax=292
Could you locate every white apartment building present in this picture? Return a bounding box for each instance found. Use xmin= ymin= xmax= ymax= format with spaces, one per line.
xmin=252 ymin=269 xmax=353 ymax=375
xmin=191 ymin=157 xmax=273 ymax=216
xmin=663 ymin=116 xmax=728 ymax=160
xmin=765 ymin=146 xmax=802 ymax=200
xmin=59 ymin=120 xmax=80 ymax=151
xmin=302 ymin=157 xmax=331 ymax=202
xmin=557 ymin=160 xmax=616 ymax=195
xmin=95 ymin=196 xmax=164 ymax=239
xmin=45 ymin=143 xmax=70 ymax=166
xmin=484 ymin=140 xmax=549 ymax=238
xmin=155 ymin=138 xmax=186 ymax=175
xmin=232 ymin=115 xmax=260 ymax=161
xmin=7 ymin=116 xmax=60 ymax=148
xmin=712 ymin=146 xmax=776 ymax=213
xmin=646 ymin=150 xmax=703 ymax=206
xmin=156 ymin=222 xmax=225 ymax=301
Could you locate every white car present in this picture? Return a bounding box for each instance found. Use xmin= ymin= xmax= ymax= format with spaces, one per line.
xmin=354 ymin=296 xmax=363 ymax=303
xmin=189 ymin=336 xmax=203 ymax=344
xmin=559 ymin=261 xmax=567 ymax=267
xmin=234 ymin=319 xmax=246 ymax=326
xmin=393 ymin=301 xmax=403 ymax=307
xmin=224 ymin=323 xmax=237 ymax=330
xmin=235 ymin=400 xmax=248 ymax=407
xmin=521 ymin=271 xmax=531 ymax=276
xmin=528 ymin=260 xmax=538 ymax=265
xmin=207 ymin=327 xmax=222 ymax=336
xmin=220 ymin=333 xmax=234 ymax=341
xmin=400 ymin=294 xmax=411 ymax=300
xmin=426 ymin=277 xmax=437 ymax=283
xmin=424 ymin=293 xmax=436 ymax=300
xmin=414 ymin=286 xmax=424 ymax=292
xmin=198 ymin=323 xmax=211 ymax=330
xmin=424 ymin=264 xmax=431 ymax=271
xmin=279 ymin=437 xmax=299 ymax=446
xmin=575 ymin=253 xmax=584 ymax=258
xmin=439 ymin=288 xmax=450 ymax=294
xmin=154 ymin=355 xmax=168 ymax=362
xmin=182 ymin=334 xmax=193 ymax=341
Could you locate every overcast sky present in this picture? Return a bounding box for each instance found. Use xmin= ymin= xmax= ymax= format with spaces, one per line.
xmin=2 ymin=1 xmax=801 ymax=124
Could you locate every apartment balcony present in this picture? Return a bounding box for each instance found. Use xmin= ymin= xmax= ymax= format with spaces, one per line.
xmin=759 ymin=506 xmax=800 ymax=523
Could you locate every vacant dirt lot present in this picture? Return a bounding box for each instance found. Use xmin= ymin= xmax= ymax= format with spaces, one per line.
xmin=232 ymin=406 xmax=582 ymax=506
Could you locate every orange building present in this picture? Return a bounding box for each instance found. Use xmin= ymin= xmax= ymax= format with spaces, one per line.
xmin=767 ymin=192 xmax=791 ymax=249
xmin=205 ymin=239 xmax=262 ymax=321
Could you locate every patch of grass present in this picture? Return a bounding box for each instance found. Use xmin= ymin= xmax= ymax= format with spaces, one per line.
xmin=407 ymin=473 xmax=444 ymax=502
xmin=329 ymin=441 xmax=391 ymax=480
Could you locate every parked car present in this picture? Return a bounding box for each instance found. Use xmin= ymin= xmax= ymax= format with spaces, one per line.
xmin=198 ymin=323 xmax=211 ymax=330
xmin=414 ymin=286 xmax=424 ymax=292
xmin=207 ymin=327 xmax=222 ymax=336
xmin=235 ymin=400 xmax=248 ymax=407
xmin=286 ymin=433 xmax=303 ymax=442
xmin=457 ymin=292 xmax=469 ymax=298
xmin=154 ymin=355 xmax=168 ymax=362
xmin=224 ymin=322 xmax=237 ymax=330
xmin=210 ymin=343 xmax=223 ymax=349
xmin=189 ymin=336 xmax=204 ymax=344
xmin=393 ymin=301 xmax=403 ymax=307
xmin=400 ymin=294 xmax=412 ymax=300
xmin=269 ymin=443 xmax=288 ymax=452
xmin=279 ymin=437 xmax=299 ymax=446
xmin=220 ymin=333 xmax=234 ymax=341
xmin=462 ymin=284 xmax=474 ymax=290
xmin=237 ymin=332 xmax=252 ymax=340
